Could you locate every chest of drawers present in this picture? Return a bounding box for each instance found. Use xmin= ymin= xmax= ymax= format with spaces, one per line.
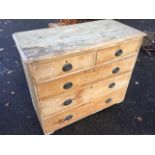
xmin=13 ymin=20 xmax=146 ymax=134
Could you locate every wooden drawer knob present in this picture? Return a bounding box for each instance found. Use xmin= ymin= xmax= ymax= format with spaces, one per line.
xmin=109 ymin=82 xmax=115 ymax=88
xmin=62 ymin=63 xmax=73 ymax=72
xmin=112 ymin=67 xmax=120 ymax=74
xmin=105 ymin=98 xmax=112 ymax=103
xmin=64 ymin=115 xmax=73 ymax=121
xmin=63 ymin=82 xmax=73 ymax=89
xmin=115 ymin=49 xmax=123 ymax=57
xmin=63 ymin=99 xmax=72 ymax=106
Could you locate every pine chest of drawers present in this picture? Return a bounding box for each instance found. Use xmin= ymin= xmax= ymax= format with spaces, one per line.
xmin=13 ymin=20 xmax=146 ymax=134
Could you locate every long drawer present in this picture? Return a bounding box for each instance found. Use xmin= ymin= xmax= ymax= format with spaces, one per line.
xmin=42 ymin=88 xmax=126 ymax=134
xmin=40 ymin=72 xmax=131 ymax=119
xmin=37 ymin=55 xmax=137 ymax=99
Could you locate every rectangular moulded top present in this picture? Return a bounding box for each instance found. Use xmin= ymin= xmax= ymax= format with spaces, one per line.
xmin=13 ymin=19 xmax=146 ymax=62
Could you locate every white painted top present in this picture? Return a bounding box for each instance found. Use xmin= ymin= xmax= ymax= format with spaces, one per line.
xmin=13 ymin=20 xmax=146 ymax=62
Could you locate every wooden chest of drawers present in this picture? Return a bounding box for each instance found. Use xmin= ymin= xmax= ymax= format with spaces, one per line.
xmin=13 ymin=20 xmax=146 ymax=134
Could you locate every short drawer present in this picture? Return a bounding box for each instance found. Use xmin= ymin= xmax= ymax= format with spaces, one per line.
xmin=40 ymin=72 xmax=131 ymax=118
xmin=37 ymin=55 xmax=137 ymax=99
xmin=42 ymin=88 xmax=126 ymax=134
xmin=96 ymin=38 xmax=141 ymax=65
xmin=33 ymin=51 xmax=94 ymax=83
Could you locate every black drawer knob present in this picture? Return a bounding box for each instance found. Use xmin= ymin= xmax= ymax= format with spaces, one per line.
xmin=105 ymin=98 xmax=112 ymax=103
xmin=64 ymin=115 xmax=73 ymax=121
xmin=63 ymin=82 xmax=73 ymax=89
xmin=62 ymin=63 xmax=72 ymax=72
xmin=112 ymin=67 xmax=120 ymax=74
xmin=115 ymin=49 xmax=123 ymax=57
xmin=109 ymin=82 xmax=115 ymax=88
xmin=63 ymin=99 xmax=72 ymax=106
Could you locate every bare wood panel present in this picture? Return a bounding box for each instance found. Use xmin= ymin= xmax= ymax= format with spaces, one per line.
xmin=42 ymin=88 xmax=126 ymax=134
xmin=33 ymin=51 xmax=94 ymax=83
xmin=40 ymin=72 xmax=132 ymax=118
xmin=97 ymin=37 xmax=141 ymax=65
xmin=37 ymin=55 xmax=137 ymax=99
xmin=13 ymin=20 xmax=146 ymax=62
xmin=20 ymin=61 xmax=44 ymax=127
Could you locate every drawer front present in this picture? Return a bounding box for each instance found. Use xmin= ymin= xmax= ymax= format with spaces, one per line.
xmin=37 ymin=55 xmax=137 ymax=99
xmin=42 ymin=88 xmax=126 ymax=134
xmin=33 ymin=51 xmax=94 ymax=83
xmin=40 ymin=72 xmax=131 ymax=118
xmin=96 ymin=38 xmax=141 ymax=65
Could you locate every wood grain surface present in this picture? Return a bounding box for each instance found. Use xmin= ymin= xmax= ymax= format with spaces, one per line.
xmin=40 ymin=72 xmax=132 ymax=119
xmin=13 ymin=20 xmax=146 ymax=62
xmin=12 ymin=20 xmax=146 ymax=134
xmin=43 ymin=88 xmax=127 ymax=134
xmin=37 ymin=55 xmax=137 ymax=99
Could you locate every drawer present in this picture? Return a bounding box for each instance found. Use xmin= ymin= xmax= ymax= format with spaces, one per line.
xmin=40 ymin=72 xmax=131 ymax=118
xmin=33 ymin=51 xmax=94 ymax=83
xmin=37 ymin=55 xmax=137 ymax=99
xmin=42 ymin=88 xmax=126 ymax=134
xmin=96 ymin=38 xmax=141 ymax=65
